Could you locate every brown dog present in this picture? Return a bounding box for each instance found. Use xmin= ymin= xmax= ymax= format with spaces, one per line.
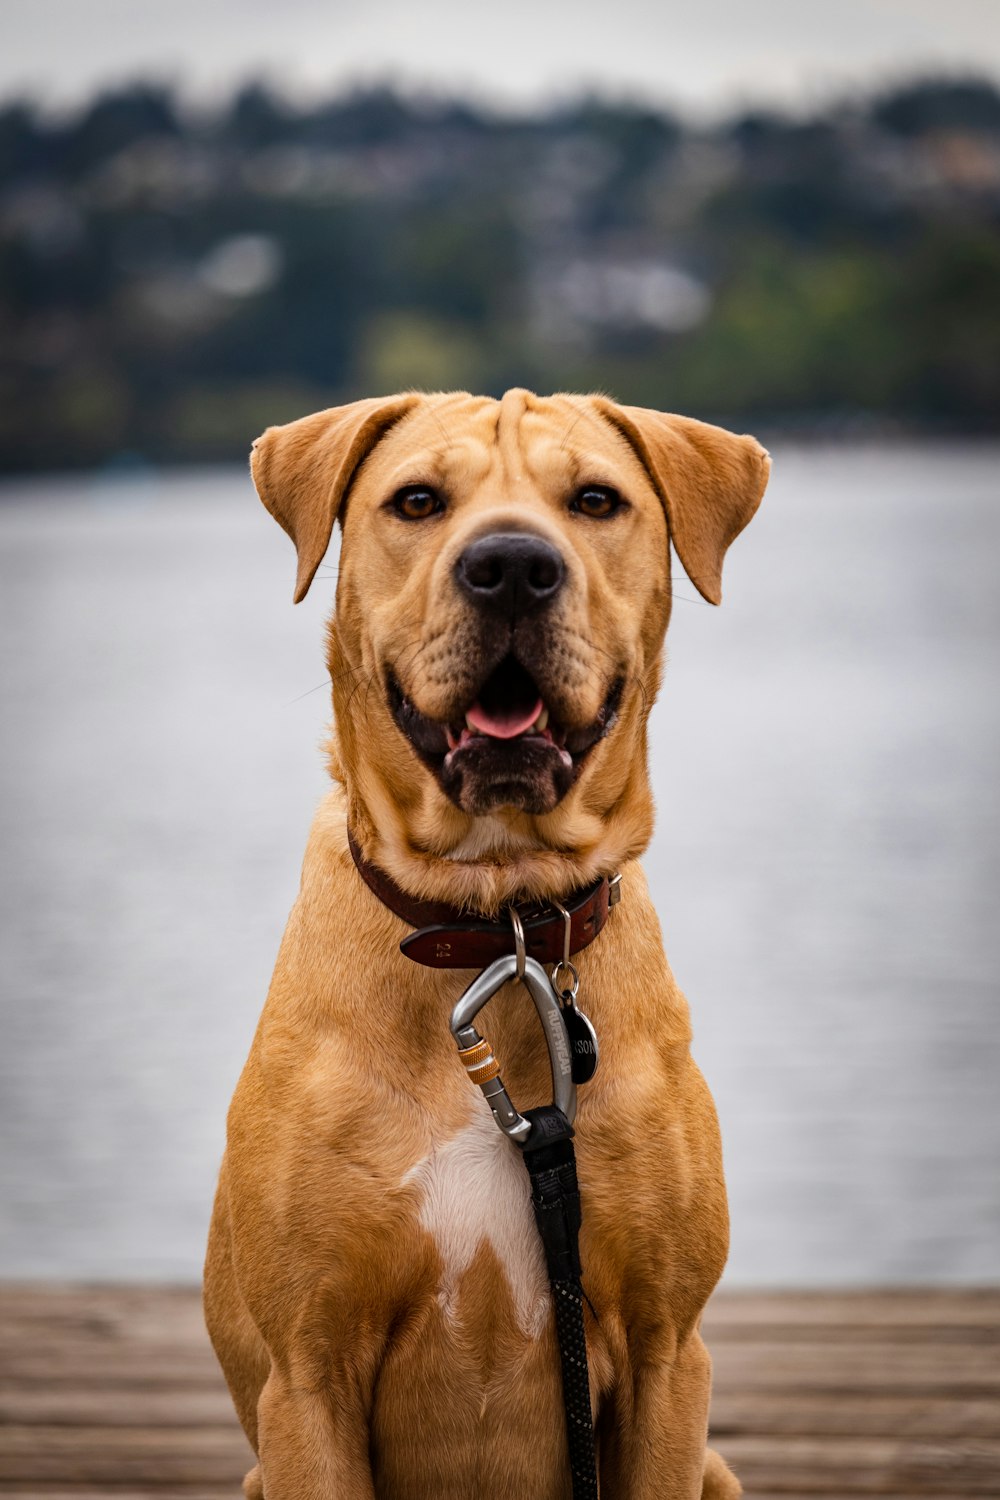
xmin=204 ymin=388 xmax=769 ymax=1499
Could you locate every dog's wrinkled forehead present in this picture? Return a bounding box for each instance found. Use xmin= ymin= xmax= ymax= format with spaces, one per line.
xmin=344 ymin=390 xmax=635 ymax=526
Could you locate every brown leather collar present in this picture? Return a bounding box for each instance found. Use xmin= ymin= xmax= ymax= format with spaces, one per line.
xmin=348 ymin=828 xmax=620 ymax=969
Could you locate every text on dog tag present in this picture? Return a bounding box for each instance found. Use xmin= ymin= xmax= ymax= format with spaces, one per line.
xmin=562 ymin=1004 xmax=599 ymax=1085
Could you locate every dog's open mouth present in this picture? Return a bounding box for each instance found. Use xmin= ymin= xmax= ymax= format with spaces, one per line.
xmin=445 ymin=655 xmax=564 ymax=760
xmin=387 ymin=655 xmax=623 ymax=814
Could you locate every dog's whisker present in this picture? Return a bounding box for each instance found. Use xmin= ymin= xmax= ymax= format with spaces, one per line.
xmin=334 ymin=631 xmax=437 ymax=723
xmin=355 ymin=637 xmax=430 ymax=721
xmin=287 ymin=678 xmax=334 ymax=705
xmin=344 ymin=670 xmax=380 ymax=714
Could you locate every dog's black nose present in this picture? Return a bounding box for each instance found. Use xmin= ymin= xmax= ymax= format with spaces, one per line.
xmin=455 ymin=532 xmax=566 ymax=617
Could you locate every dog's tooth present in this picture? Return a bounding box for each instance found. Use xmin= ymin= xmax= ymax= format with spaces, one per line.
xmin=535 ymin=706 xmax=549 ymax=732
xmin=465 ymin=714 xmax=476 ymax=732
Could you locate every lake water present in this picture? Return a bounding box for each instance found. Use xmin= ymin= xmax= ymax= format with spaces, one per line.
xmin=1 ymin=443 xmax=998 ymax=1285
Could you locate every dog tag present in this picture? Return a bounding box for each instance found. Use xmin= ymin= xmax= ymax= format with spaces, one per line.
xmin=561 ymin=1001 xmax=599 ymax=1084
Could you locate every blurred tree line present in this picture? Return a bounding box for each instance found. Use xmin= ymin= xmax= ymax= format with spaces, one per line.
xmin=1 ymin=75 xmax=999 ymax=470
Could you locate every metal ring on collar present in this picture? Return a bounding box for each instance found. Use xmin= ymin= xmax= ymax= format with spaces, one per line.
xmin=509 ymin=906 xmax=526 ymax=980
xmin=550 ymin=898 xmax=572 ymax=969
xmin=551 ymin=958 xmax=580 ymax=999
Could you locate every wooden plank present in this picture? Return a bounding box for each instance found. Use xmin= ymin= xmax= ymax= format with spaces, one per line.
xmin=719 ymin=1436 xmax=1000 ymax=1494
xmin=0 ymin=1492 xmax=239 ymax=1499
xmin=0 ymin=1286 xmax=206 ymax=1334
xmin=0 ymin=1426 xmax=252 ymax=1485
xmin=0 ymin=1386 xmax=236 ymax=1427
xmin=710 ymin=1394 xmax=1000 ymax=1440
xmin=708 ymin=1321 xmax=1000 ymax=1346
xmin=0 ymin=1349 xmax=229 ymax=1388
xmin=710 ymin=1344 xmax=1000 ymax=1397
xmin=705 ymin=1291 xmax=1000 ymax=1330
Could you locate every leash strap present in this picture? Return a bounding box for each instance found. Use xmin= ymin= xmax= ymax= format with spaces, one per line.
xmin=520 ymin=1107 xmax=599 ymax=1500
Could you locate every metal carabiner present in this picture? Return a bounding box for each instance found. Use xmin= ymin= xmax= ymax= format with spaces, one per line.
xmin=450 ymin=953 xmax=575 ymax=1144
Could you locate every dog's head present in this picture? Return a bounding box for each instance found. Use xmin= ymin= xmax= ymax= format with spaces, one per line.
xmin=251 ymin=389 xmax=769 ymax=906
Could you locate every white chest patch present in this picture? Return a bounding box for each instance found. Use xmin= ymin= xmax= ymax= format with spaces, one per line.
xmin=403 ymin=1099 xmax=550 ymax=1338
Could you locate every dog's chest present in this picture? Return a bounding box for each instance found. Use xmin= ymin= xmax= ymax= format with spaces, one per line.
xmin=403 ymin=1098 xmax=551 ymax=1339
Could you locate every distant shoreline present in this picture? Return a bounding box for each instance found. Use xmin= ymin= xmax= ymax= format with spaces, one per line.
xmin=3 ymin=76 xmax=998 ymax=470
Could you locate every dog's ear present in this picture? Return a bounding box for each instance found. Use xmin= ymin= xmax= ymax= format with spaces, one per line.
xmin=250 ymin=394 xmax=420 ymax=602
xmin=593 ymin=399 xmax=770 ymax=605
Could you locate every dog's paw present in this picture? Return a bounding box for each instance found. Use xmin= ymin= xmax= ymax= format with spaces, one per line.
xmin=242 ymin=1464 xmax=264 ymax=1500
xmin=703 ymin=1446 xmax=742 ymax=1500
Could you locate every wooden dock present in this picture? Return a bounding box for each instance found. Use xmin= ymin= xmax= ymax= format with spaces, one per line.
xmin=0 ymin=1287 xmax=996 ymax=1496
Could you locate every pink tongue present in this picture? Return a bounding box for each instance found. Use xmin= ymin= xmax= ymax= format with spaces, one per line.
xmin=466 ymin=696 xmax=543 ymax=740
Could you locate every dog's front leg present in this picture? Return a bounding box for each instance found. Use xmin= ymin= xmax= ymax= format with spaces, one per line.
xmin=254 ymin=1369 xmax=376 ymax=1500
xmin=611 ymin=1335 xmax=738 ymax=1500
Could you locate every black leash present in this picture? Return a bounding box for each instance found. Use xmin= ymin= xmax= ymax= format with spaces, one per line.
xmin=447 ymin=951 xmax=602 ymax=1496
xmin=520 ymin=1106 xmax=599 ymax=1499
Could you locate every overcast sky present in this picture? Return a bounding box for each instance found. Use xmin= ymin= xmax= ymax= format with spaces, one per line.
xmin=3 ymin=0 xmax=998 ymax=116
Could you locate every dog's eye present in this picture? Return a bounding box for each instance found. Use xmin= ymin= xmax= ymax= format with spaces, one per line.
xmin=392 ymin=486 xmax=444 ymax=521
xmin=571 ymin=486 xmax=624 ymax=519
